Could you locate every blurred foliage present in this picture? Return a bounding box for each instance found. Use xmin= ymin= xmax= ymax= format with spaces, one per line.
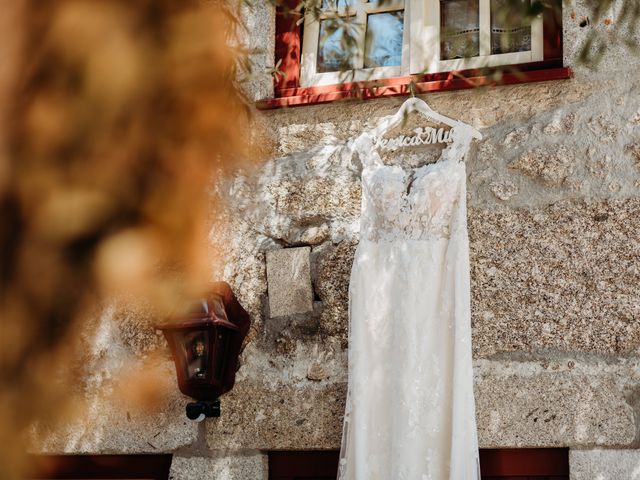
xmin=0 ymin=0 xmax=252 ymax=478
xmin=578 ymin=0 xmax=640 ymax=65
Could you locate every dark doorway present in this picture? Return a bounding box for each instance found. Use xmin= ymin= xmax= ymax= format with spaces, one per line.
xmin=269 ymin=451 xmax=340 ymax=480
xmin=28 ymin=455 xmax=172 ymax=480
xmin=481 ymin=448 xmax=570 ymax=479
xmin=268 ymin=448 xmax=570 ymax=479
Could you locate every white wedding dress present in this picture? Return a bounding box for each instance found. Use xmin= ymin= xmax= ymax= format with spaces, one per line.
xmin=337 ymin=124 xmax=481 ymax=480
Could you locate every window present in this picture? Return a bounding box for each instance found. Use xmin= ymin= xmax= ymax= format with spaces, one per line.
xmin=301 ymin=0 xmax=407 ymax=86
xmin=301 ymin=0 xmax=544 ymax=87
xmin=264 ymin=0 xmax=568 ymax=107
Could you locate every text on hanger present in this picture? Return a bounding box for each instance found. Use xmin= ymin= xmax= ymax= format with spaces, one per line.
xmin=376 ymin=126 xmax=453 ymax=151
xmin=368 ymin=97 xmax=482 ymax=153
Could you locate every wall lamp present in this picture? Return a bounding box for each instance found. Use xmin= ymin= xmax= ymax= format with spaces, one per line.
xmin=158 ymin=282 xmax=251 ymax=421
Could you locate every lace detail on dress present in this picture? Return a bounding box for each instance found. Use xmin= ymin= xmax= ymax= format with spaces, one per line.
xmin=353 ymin=126 xmax=471 ymax=243
xmin=360 ymin=159 xmax=465 ymax=242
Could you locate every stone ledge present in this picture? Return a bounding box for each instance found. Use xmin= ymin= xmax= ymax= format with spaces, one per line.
xmin=28 ymin=358 xmax=638 ymax=453
xmin=169 ymin=452 xmax=267 ymax=480
xmin=206 ymin=381 xmax=345 ymax=450
xmin=29 ymin=361 xmax=198 ymax=454
xmin=476 ymin=360 xmax=636 ymax=448
xmin=569 ymin=448 xmax=640 ymax=480
xmin=203 ymin=358 xmax=636 ymax=450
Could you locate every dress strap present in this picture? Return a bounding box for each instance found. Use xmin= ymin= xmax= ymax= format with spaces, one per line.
xmin=352 ymin=131 xmax=384 ymax=171
xmin=438 ymin=124 xmax=473 ymax=164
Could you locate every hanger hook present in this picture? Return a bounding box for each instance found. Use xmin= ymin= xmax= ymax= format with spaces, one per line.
xmin=408 ymin=80 xmax=417 ymax=98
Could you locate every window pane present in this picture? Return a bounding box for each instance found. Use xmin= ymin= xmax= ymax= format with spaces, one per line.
xmin=440 ymin=0 xmax=479 ymax=60
xmin=322 ymin=0 xmax=357 ymax=9
xmin=491 ymin=0 xmax=532 ymax=54
xmin=317 ymin=18 xmax=359 ymax=72
xmin=364 ymin=11 xmax=404 ymax=68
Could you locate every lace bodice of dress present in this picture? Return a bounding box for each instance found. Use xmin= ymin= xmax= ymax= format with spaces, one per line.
xmin=353 ymin=126 xmax=472 ymax=242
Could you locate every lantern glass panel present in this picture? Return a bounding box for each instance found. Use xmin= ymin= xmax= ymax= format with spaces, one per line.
xmin=178 ymin=329 xmax=211 ymax=381
xmin=187 ymin=299 xmax=209 ymax=315
xmin=213 ymin=328 xmax=231 ymax=382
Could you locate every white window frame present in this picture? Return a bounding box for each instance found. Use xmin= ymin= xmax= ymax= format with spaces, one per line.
xmin=300 ymin=0 xmax=544 ymax=87
xmin=301 ymin=0 xmax=410 ymax=87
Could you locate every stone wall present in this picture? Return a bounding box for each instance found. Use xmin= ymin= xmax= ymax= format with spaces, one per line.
xmin=32 ymin=0 xmax=640 ymax=478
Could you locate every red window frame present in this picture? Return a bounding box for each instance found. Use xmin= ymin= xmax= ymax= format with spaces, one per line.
xmin=268 ymin=448 xmax=570 ymax=479
xmin=257 ymin=0 xmax=571 ymax=109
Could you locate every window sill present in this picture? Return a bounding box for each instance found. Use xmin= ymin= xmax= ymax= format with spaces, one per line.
xmin=256 ymin=64 xmax=572 ymax=110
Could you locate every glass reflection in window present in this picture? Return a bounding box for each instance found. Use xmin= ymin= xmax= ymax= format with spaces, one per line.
xmin=322 ymin=0 xmax=357 ymax=9
xmin=440 ymin=0 xmax=480 ymax=60
xmin=364 ymin=11 xmax=404 ymax=68
xmin=491 ymin=0 xmax=532 ymax=54
xmin=317 ymin=18 xmax=359 ymax=72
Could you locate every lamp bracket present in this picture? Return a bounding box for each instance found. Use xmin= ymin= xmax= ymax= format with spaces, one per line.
xmin=186 ymin=400 xmax=221 ymax=422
